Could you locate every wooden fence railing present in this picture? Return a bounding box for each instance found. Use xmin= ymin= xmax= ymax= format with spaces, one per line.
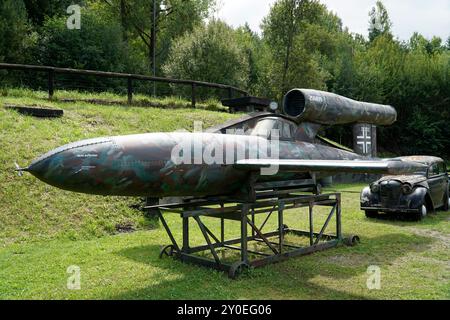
xmin=0 ymin=63 xmax=248 ymax=108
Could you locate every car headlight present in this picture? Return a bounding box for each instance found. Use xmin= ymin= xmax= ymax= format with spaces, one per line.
xmin=402 ymin=184 xmax=413 ymax=194
xmin=370 ymin=184 xmax=380 ymax=193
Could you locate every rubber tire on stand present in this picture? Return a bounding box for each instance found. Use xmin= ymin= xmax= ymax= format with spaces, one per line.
xmin=159 ymin=245 xmax=175 ymax=259
xmin=228 ymin=262 xmax=249 ymax=279
xmin=344 ymin=235 xmax=360 ymax=247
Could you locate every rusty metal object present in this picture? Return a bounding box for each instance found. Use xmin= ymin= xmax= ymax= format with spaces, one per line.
xmin=154 ymin=189 xmax=353 ymax=278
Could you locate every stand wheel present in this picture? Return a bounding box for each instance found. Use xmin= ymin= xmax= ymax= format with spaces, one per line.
xmin=228 ymin=261 xmax=249 ymax=279
xmin=344 ymin=235 xmax=360 ymax=247
xmin=159 ymin=245 xmax=176 ymax=258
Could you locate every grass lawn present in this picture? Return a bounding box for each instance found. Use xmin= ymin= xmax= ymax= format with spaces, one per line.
xmin=0 ymin=186 xmax=448 ymax=300
xmin=0 ymin=89 xmax=449 ymax=300
xmin=0 ymin=88 xmax=238 ymax=244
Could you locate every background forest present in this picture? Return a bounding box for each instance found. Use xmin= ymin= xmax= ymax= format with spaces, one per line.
xmin=1 ymin=0 xmax=449 ymax=158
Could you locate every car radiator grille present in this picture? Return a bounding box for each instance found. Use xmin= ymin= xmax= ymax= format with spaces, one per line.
xmin=379 ymin=181 xmax=402 ymax=207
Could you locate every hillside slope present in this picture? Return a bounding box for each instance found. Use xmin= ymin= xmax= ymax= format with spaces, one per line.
xmin=0 ymin=89 xmax=237 ymax=245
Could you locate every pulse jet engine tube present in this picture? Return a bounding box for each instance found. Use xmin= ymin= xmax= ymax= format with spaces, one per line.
xmin=282 ymin=89 xmax=397 ymax=125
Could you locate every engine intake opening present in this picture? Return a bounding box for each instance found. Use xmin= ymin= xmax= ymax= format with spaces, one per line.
xmin=283 ymin=89 xmax=305 ymax=117
xmin=281 ymin=88 xmax=397 ymax=126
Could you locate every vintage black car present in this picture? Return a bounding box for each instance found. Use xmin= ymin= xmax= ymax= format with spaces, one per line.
xmin=361 ymin=156 xmax=449 ymax=220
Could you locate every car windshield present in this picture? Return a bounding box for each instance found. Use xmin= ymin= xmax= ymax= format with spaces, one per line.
xmin=412 ymin=167 xmax=427 ymax=176
xmin=414 ymin=170 xmax=427 ymax=176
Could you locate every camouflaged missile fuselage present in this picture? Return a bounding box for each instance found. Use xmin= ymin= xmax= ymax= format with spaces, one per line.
xmin=28 ymin=131 xmax=361 ymax=197
xmin=26 ymin=88 xmax=401 ymax=198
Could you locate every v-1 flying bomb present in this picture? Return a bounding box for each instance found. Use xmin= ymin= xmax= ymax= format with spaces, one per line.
xmin=18 ymin=89 xmax=425 ymax=199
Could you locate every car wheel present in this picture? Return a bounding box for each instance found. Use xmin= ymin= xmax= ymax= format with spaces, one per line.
xmin=365 ymin=210 xmax=379 ymax=218
xmin=412 ymin=205 xmax=427 ymax=221
xmin=443 ymin=189 xmax=449 ymax=212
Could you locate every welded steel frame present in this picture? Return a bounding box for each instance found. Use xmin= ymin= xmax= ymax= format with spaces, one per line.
xmin=154 ymin=189 xmax=356 ymax=278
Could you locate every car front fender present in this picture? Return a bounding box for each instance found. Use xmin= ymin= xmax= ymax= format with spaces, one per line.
xmin=406 ymin=187 xmax=428 ymax=209
xmin=361 ymin=186 xmax=377 ymax=206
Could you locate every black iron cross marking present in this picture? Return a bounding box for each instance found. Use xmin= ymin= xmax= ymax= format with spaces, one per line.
xmin=357 ymin=126 xmax=372 ymax=154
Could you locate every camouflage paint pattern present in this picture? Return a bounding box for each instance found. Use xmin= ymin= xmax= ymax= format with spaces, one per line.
xmin=282 ymin=89 xmax=397 ymax=126
xmin=24 ymin=90 xmax=415 ymax=198
xmin=208 ymin=112 xmax=322 ymax=143
xmin=26 ymin=131 xmax=361 ymax=197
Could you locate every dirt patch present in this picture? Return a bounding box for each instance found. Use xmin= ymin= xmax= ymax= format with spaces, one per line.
xmin=322 ymin=253 xmax=369 ymax=267
xmin=115 ymin=222 xmax=136 ymax=234
xmin=407 ymin=228 xmax=450 ymax=249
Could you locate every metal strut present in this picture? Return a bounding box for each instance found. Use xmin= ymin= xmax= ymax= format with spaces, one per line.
xmin=156 ymin=192 xmax=357 ymax=279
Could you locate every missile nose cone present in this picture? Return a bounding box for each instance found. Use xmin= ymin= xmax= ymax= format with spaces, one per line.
xmin=26 ymin=137 xmax=113 ymax=186
xmin=27 ymin=157 xmax=49 ymax=177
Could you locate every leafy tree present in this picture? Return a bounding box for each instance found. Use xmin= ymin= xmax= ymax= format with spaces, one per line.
xmin=35 ymin=9 xmax=132 ymax=72
xmin=428 ymin=36 xmax=444 ymax=54
xmin=368 ymin=1 xmax=392 ymax=42
xmin=23 ymin=0 xmax=77 ymax=26
xmin=163 ymin=20 xmax=250 ymax=98
xmin=261 ymin=0 xmax=346 ymax=98
xmin=99 ymin=0 xmax=214 ymax=74
xmin=409 ymin=32 xmax=431 ymax=52
xmin=261 ymin=0 xmax=325 ymax=94
xmin=234 ymin=24 xmax=267 ymax=95
xmin=0 ymin=0 xmax=28 ymax=63
xmin=347 ymin=30 xmax=450 ymax=157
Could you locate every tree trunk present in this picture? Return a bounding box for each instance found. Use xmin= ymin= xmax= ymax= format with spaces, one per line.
xmin=282 ymin=0 xmax=296 ymax=92
xmin=150 ymin=0 xmax=159 ymax=75
xmin=120 ymin=0 xmax=128 ymax=42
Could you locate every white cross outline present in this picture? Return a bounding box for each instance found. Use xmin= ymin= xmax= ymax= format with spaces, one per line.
xmin=357 ymin=126 xmax=372 ymax=154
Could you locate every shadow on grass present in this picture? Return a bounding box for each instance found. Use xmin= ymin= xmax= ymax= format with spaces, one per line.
xmin=364 ymin=210 xmax=450 ymax=228
xmin=110 ymin=232 xmax=435 ymax=300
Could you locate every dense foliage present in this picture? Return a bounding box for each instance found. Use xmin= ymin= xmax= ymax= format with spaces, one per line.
xmin=0 ymin=0 xmax=29 ymax=63
xmin=35 ymin=10 xmax=133 ymax=72
xmin=0 ymin=0 xmax=449 ymax=157
xmin=163 ymin=20 xmax=250 ymax=97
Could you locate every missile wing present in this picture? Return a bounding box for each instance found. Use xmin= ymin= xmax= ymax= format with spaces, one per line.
xmin=235 ymin=159 xmax=427 ymax=175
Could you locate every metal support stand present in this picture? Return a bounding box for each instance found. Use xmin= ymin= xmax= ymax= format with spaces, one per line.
xmin=150 ymin=188 xmax=359 ymax=279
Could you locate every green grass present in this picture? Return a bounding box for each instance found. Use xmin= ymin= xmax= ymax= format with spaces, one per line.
xmin=1 ymin=88 xmax=226 ymax=111
xmin=0 ymin=89 xmax=449 ymax=300
xmin=0 ymin=88 xmax=238 ymax=245
xmin=0 ymin=190 xmax=448 ymax=300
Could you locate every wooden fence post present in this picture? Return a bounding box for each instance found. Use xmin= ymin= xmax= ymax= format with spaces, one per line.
xmin=48 ymin=69 xmax=54 ymax=100
xmin=127 ymin=77 xmax=133 ymax=105
xmin=191 ymin=83 xmax=196 ymax=108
